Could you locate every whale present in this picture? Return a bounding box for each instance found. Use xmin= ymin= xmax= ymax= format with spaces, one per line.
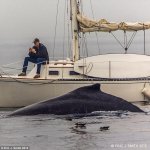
xmin=9 ymin=84 xmax=143 ymax=116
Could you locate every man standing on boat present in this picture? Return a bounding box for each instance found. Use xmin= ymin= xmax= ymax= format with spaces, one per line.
xmin=18 ymin=38 xmax=49 ymax=79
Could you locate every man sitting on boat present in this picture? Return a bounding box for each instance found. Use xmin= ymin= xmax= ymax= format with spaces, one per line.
xmin=18 ymin=38 xmax=49 ymax=79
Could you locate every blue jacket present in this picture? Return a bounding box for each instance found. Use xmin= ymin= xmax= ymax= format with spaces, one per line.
xmin=29 ymin=43 xmax=49 ymax=62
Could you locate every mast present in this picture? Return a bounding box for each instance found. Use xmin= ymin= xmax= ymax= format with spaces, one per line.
xmin=70 ymin=0 xmax=79 ymax=62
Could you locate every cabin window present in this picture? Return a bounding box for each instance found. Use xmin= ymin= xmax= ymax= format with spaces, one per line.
xmin=69 ymin=71 xmax=80 ymax=75
xmin=49 ymin=71 xmax=59 ymax=75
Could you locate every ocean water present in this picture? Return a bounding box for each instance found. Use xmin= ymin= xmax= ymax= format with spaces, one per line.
xmin=0 ymin=111 xmax=150 ymax=150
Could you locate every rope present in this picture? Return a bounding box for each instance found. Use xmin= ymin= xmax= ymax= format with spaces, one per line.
xmin=52 ymin=0 xmax=60 ymax=60
xmin=85 ymin=62 xmax=93 ymax=75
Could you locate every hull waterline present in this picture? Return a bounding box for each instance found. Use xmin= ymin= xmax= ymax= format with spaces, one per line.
xmin=0 ymin=77 xmax=148 ymax=107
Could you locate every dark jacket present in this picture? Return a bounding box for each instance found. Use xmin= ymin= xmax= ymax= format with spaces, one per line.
xmin=29 ymin=46 xmax=38 ymax=59
xmin=29 ymin=44 xmax=49 ymax=63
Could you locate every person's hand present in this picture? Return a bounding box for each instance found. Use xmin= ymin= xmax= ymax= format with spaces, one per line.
xmin=29 ymin=48 xmax=32 ymax=52
xmin=32 ymin=48 xmax=36 ymax=54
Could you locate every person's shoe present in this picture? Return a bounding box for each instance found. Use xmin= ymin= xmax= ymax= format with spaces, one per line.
xmin=18 ymin=72 xmax=26 ymax=76
xmin=34 ymin=74 xmax=40 ymax=79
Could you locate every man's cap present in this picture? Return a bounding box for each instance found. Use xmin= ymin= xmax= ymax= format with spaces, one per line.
xmin=33 ymin=38 xmax=40 ymax=44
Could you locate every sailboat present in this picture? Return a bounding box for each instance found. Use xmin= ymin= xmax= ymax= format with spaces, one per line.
xmin=1 ymin=0 xmax=150 ymax=107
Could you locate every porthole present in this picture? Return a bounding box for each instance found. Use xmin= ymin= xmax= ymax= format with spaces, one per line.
xmin=49 ymin=71 xmax=59 ymax=75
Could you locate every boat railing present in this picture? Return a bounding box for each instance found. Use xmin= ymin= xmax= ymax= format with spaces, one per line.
xmin=1 ymin=59 xmax=150 ymax=79
xmin=0 ymin=57 xmax=72 ymax=75
xmin=0 ymin=60 xmax=49 ymax=75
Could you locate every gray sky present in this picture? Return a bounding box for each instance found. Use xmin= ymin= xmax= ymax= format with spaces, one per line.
xmin=0 ymin=0 xmax=58 ymax=41
xmin=0 ymin=0 xmax=150 ymax=41
xmin=0 ymin=0 xmax=150 ymax=64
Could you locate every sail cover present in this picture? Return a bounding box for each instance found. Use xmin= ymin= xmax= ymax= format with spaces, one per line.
xmin=77 ymin=14 xmax=150 ymax=32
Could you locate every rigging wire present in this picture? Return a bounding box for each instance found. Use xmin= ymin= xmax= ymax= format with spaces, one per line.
xmin=2 ymin=60 xmax=22 ymax=67
xmin=79 ymin=1 xmax=88 ymax=58
xmin=63 ymin=0 xmax=67 ymax=60
xmin=78 ymin=1 xmax=89 ymax=58
xmin=78 ymin=0 xmax=83 ymax=59
xmin=77 ymin=0 xmax=82 ymax=60
xmin=111 ymin=32 xmax=125 ymax=50
xmin=52 ymin=0 xmax=60 ymax=60
xmin=80 ymin=33 xmax=84 ymax=58
xmin=67 ymin=0 xmax=72 ymax=58
xmin=111 ymin=31 xmax=137 ymax=53
xmin=83 ymin=34 xmax=89 ymax=57
xmin=126 ymin=31 xmax=137 ymax=50
xmin=124 ymin=31 xmax=128 ymax=53
xmin=89 ymin=0 xmax=101 ymax=55
xmin=78 ymin=0 xmax=87 ymax=76
xmin=144 ymin=29 xmax=146 ymax=55
xmin=81 ymin=33 xmax=85 ymax=75
xmin=0 ymin=72 xmax=56 ymax=86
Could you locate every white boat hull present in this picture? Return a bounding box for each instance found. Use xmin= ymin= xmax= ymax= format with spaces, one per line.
xmin=0 ymin=77 xmax=148 ymax=107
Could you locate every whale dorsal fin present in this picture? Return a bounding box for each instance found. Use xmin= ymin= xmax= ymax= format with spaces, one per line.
xmin=75 ymin=83 xmax=101 ymax=93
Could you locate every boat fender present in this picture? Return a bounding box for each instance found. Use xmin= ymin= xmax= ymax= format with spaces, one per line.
xmin=142 ymin=87 xmax=150 ymax=100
